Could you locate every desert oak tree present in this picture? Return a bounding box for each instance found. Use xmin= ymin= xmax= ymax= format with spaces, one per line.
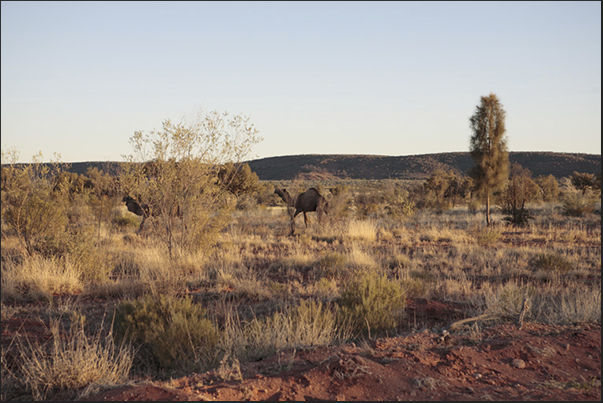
xmin=469 ymin=93 xmax=509 ymax=226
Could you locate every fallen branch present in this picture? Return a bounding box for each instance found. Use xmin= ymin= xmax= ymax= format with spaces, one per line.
xmin=445 ymin=313 xmax=498 ymax=332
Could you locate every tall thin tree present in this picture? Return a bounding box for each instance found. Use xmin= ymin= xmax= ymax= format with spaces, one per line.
xmin=469 ymin=93 xmax=509 ymax=226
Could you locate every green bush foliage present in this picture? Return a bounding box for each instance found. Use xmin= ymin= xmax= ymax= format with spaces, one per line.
xmin=339 ymin=273 xmax=406 ymax=337
xmin=385 ymin=189 xmax=417 ymax=219
xmin=500 ymin=163 xmax=538 ymax=226
xmin=417 ymin=170 xmax=472 ymax=213
xmin=217 ymin=162 xmax=261 ymax=196
xmin=36 ymin=225 xmax=112 ymax=282
xmin=113 ymin=294 xmax=220 ymax=372
xmin=535 ymin=174 xmax=560 ymax=202
xmin=570 ymin=171 xmax=596 ymax=195
xmin=120 ymin=111 xmax=262 ymax=258
xmin=1 ymin=152 xmax=70 ymax=256
xmin=562 ymin=192 xmax=597 ymax=217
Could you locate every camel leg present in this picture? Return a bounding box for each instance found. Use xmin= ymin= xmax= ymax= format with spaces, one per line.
xmin=303 ymin=212 xmax=309 ymax=227
xmin=291 ymin=210 xmax=303 ymax=235
xmin=137 ymin=216 xmax=146 ymax=235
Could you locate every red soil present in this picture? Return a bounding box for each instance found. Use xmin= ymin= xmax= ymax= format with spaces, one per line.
xmin=3 ymin=298 xmax=600 ymax=401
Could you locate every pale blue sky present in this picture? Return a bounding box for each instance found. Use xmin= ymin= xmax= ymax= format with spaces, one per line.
xmin=1 ymin=1 xmax=601 ymax=163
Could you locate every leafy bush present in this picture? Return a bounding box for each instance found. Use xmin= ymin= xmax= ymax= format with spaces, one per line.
xmin=339 ymin=273 xmax=406 ymax=337
xmin=468 ymin=199 xmax=480 ymax=214
xmin=36 ymin=225 xmax=112 ymax=283
xmin=113 ymin=294 xmax=220 ymax=372
xmin=501 ymin=206 xmax=534 ymax=227
xmin=386 ymin=191 xmax=417 ymax=219
xmin=562 ymin=193 xmax=597 ymax=217
xmin=1 ymin=153 xmax=70 ymax=256
xmin=121 ymin=111 xmax=262 ymax=259
xmin=500 ymin=163 xmax=538 ymax=226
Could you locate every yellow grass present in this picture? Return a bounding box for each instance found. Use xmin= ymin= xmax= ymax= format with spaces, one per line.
xmin=1 ymin=255 xmax=83 ymax=301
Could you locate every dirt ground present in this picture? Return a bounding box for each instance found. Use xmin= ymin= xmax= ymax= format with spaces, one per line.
xmin=3 ymin=298 xmax=600 ymax=401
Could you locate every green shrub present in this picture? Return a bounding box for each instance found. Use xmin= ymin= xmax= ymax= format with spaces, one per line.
xmin=339 ymin=273 xmax=406 ymax=337
xmin=501 ymin=206 xmax=534 ymax=227
xmin=35 ymin=225 xmax=112 ymax=283
xmin=532 ymin=252 xmax=572 ymax=273
xmin=562 ymin=193 xmax=597 ymax=217
xmin=113 ymin=294 xmax=220 ymax=372
xmin=386 ymin=191 xmax=417 ymax=219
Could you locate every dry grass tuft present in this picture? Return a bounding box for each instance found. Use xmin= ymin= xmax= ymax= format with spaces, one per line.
xmin=18 ymin=319 xmax=133 ymax=400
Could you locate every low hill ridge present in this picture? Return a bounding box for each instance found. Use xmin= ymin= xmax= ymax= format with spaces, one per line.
xmin=33 ymin=152 xmax=600 ymax=181
xmin=246 ymin=152 xmax=601 ymax=181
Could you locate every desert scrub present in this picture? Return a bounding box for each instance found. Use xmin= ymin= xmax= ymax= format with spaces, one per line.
xmin=532 ymin=252 xmax=573 ymax=273
xmin=562 ymin=192 xmax=598 ymax=217
xmin=474 ymin=228 xmax=501 ymax=244
xmin=346 ymin=219 xmax=378 ymax=242
xmin=113 ymin=293 xmax=220 ymax=373
xmin=316 ymin=251 xmax=348 ymax=280
xmin=1 ymin=255 xmax=83 ymax=302
xmin=339 ymin=272 xmax=406 ymax=337
xmin=220 ymin=299 xmax=346 ymax=364
xmin=17 ymin=318 xmax=133 ymax=400
xmin=112 ymin=212 xmax=141 ymax=229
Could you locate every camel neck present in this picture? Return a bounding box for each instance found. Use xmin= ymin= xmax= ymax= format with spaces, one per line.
xmin=275 ymin=189 xmax=293 ymax=206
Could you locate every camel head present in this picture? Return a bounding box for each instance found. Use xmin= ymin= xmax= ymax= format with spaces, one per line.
xmin=322 ymin=200 xmax=329 ymax=215
xmin=274 ymin=188 xmax=293 ymax=206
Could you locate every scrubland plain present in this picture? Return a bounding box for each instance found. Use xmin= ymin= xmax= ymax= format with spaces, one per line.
xmin=1 ymin=179 xmax=601 ymax=401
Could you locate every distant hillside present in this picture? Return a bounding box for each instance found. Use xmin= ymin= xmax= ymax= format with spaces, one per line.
xmin=17 ymin=152 xmax=600 ymax=182
xmin=246 ymin=152 xmax=601 ymax=181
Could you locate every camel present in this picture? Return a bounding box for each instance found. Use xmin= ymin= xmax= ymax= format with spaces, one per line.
xmin=274 ymin=187 xmax=329 ymax=235
xmin=122 ymin=195 xmax=184 ymax=234
xmin=122 ymin=195 xmax=152 ymax=234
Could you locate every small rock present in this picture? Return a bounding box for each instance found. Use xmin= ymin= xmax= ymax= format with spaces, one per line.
xmin=511 ymin=358 xmax=526 ymax=369
xmin=565 ymin=343 xmax=570 ymax=351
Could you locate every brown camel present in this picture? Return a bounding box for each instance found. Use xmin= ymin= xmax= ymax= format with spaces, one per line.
xmin=122 ymin=195 xmax=153 ymax=234
xmin=122 ymin=195 xmax=183 ymax=234
xmin=274 ymin=187 xmax=329 ymax=235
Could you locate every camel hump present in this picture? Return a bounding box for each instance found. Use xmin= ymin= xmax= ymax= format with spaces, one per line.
xmin=304 ymin=188 xmax=322 ymax=197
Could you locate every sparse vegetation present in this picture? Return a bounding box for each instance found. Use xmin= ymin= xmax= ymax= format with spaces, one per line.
xmin=113 ymin=293 xmax=220 ymax=373
xmin=1 ymin=146 xmax=600 ymax=400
